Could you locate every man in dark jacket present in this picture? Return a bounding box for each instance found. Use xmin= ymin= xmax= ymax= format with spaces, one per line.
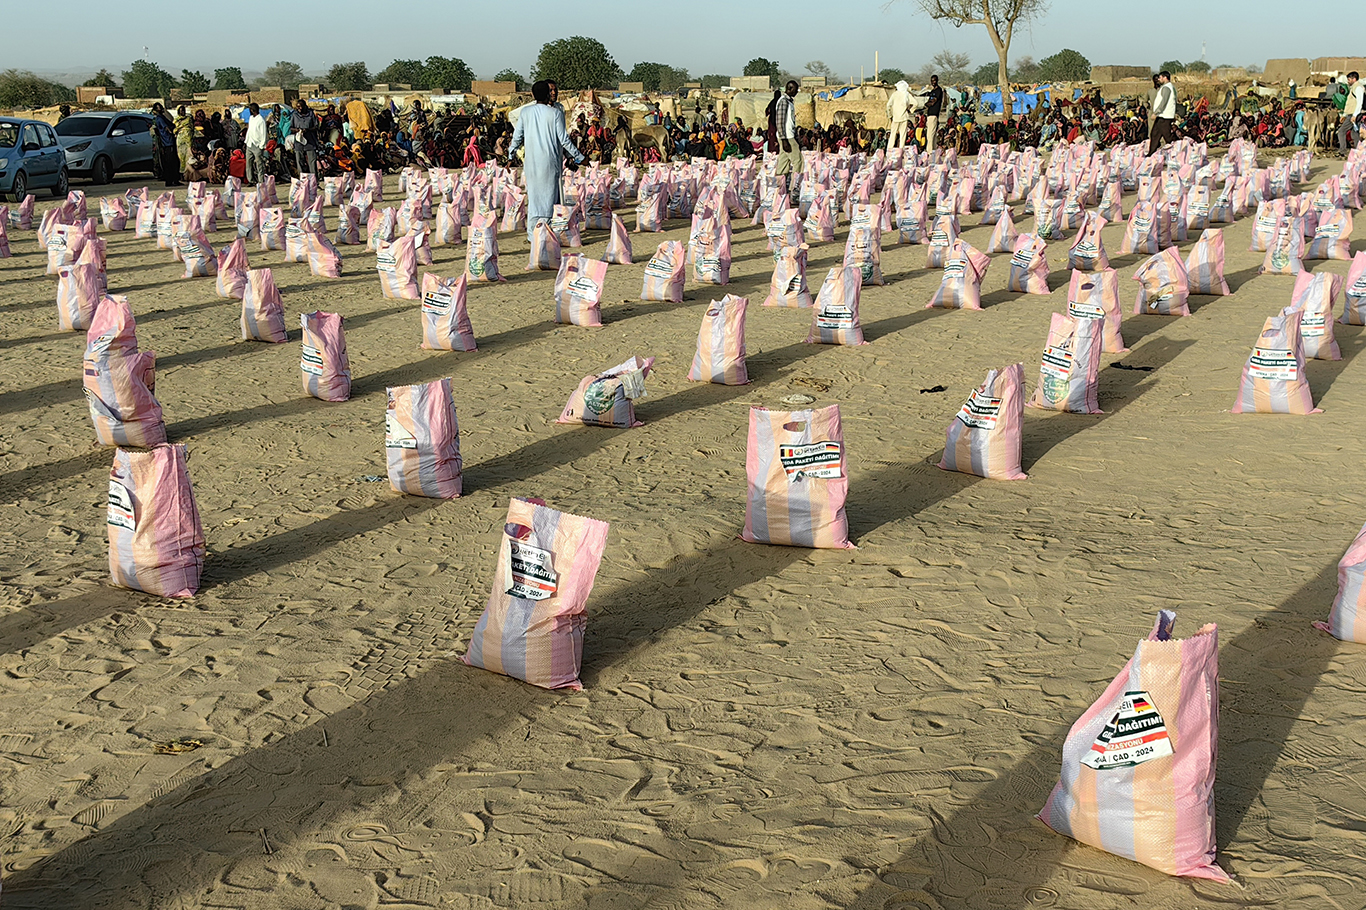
xmin=291 ymin=99 xmax=319 ymax=177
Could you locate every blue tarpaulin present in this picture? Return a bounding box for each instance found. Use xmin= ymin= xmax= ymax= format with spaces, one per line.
xmin=979 ymin=89 xmax=1051 ymax=114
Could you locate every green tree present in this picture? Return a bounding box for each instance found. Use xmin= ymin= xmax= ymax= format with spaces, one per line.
xmin=375 ymin=59 xmax=427 ymax=88
xmin=1158 ymin=60 xmax=1185 ymax=74
xmin=212 ymin=67 xmax=247 ymax=90
xmin=82 ymin=68 xmax=120 ymax=89
xmin=627 ymin=61 xmax=664 ymax=91
xmin=743 ymin=57 xmax=781 ymax=79
xmin=0 ymin=69 xmax=73 ymax=109
xmin=122 ymin=59 xmax=177 ymax=98
xmin=262 ymin=60 xmax=305 ymax=89
xmin=326 ymin=62 xmax=371 ymax=92
xmin=700 ymin=74 xmax=729 ymax=89
xmin=493 ymin=68 xmax=526 ymax=90
xmin=804 ymin=60 xmax=837 ymax=82
xmin=424 ymin=56 xmax=474 ymax=92
xmin=1183 ymin=60 xmax=1211 ymax=74
xmin=533 ymin=36 xmax=622 ymax=89
xmin=1036 ymin=48 xmax=1090 ymax=82
xmin=969 ymin=63 xmax=999 ymax=85
xmin=657 ymin=65 xmax=689 ymax=93
xmin=878 ymin=67 xmax=909 ymax=85
xmin=180 ymin=70 xmax=210 ymax=94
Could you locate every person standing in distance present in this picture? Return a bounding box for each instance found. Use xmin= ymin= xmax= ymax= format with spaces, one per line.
xmin=509 ymin=80 xmax=586 ymax=241
xmin=1149 ymin=71 xmax=1177 ymax=154
xmin=774 ymin=80 xmax=802 ymax=204
xmin=1339 ymin=72 xmax=1363 ymax=155
xmin=244 ymin=102 xmax=269 ymax=186
xmin=887 ymin=80 xmax=912 ymax=152
xmin=924 ymin=75 xmax=944 ymax=154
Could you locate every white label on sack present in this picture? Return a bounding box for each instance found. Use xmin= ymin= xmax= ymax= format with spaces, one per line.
xmin=1073 ymin=241 xmax=1098 ymax=258
xmin=1249 ymin=347 xmax=1298 ymax=381
xmin=817 ymin=304 xmax=854 ymax=329
xmin=929 ymin=230 xmax=948 ymax=247
xmin=1041 ymin=344 xmax=1074 ymax=379
xmin=1301 ymin=313 xmax=1327 ymax=337
xmin=779 ymin=441 xmax=843 ymax=481
xmin=384 ymin=410 xmax=418 ymax=449
xmin=1068 ymin=299 xmax=1105 ymax=320
xmin=619 ymin=368 xmax=646 ymax=401
xmin=300 ymin=344 xmax=325 ymax=376
xmin=645 ymin=256 xmax=674 ymax=278
xmin=1316 ymin=222 xmax=1342 ymax=238
xmin=943 ymin=258 xmax=967 ymax=280
xmin=1349 ymin=276 xmax=1366 ymax=299
xmin=89 ymin=331 xmax=115 ymax=355
xmin=376 ymin=251 xmax=397 ymax=274
xmin=107 ymin=480 xmax=136 ymax=531
xmin=698 ymin=256 xmax=721 ymax=275
xmin=1009 ymin=249 xmax=1034 ymax=270
xmin=568 ymin=275 xmax=600 ymax=300
xmin=956 ymin=388 xmax=1003 ymax=429
xmin=504 ymin=538 xmax=558 ymax=601
xmin=898 ymin=217 xmax=921 ymax=233
xmin=422 ymin=290 xmax=452 ymax=314
xmin=47 ymin=235 xmax=67 ymax=251
xmin=1080 ymin=690 xmax=1174 ymax=770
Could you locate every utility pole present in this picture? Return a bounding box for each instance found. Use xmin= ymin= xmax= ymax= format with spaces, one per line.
xmin=875 ymin=50 xmax=879 ymax=84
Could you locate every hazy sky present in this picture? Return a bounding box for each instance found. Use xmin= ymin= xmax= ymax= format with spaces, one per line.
xmin=8 ymin=0 xmax=1335 ymax=82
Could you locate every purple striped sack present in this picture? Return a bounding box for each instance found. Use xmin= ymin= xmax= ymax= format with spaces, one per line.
xmin=1007 ymin=233 xmax=1051 ymax=295
xmin=1133 ymin=248 xmax=1190 ymax=316
xmin=465 ymin=210 xmax=504 ymax=282
xmin=1038 ymin=610 xmax=1227 ymax=881
xmin=928 ymin=239 xmax=992 ymax=310
xmin=688 ymin=294 xmax=749 ymax=385
xmin=987 ymin=207 xmax=1019 ymax=254
xmin=558 ymin=356 xmax=655 ymax=428
xmin=693 ymin=215 xmax=733 ymax=285
xmin=1120 ymin=199 xmax=1162 ymax=255
xmin=938 ymin=362 xmax=1027 ymax=480
xmin=285 ymin=217 xmax=311 ymax=263
xmin=1249 ymin=198 xmax=1285 ymax=252
xmin=301 ymin=311 xmax=351 ymax=401
xmin=1315 ymin=523 xmax=1366 ymax=643
xmin=259 ymin=207 xmax=287 ymax=252
xmin=377 ymin=235 xmax=420 ymax=299
xmin=553 ymin=254 xmax=608 ymax=327
xmin=107 ymin=444 xmax=205 ymax=598
xmin=741 ymin=404 xmax=854 ymax=550
xmin=635 ymin=189 xmax=667 ymax=232
xmin=420 ymin=273 xmax=477 ymax=351
xmin=305 ymin=231 xmax=343 ymax=278
xmin=809 ymin=266 xmax=866 ymax=344
xmin=1028 ymin=312 xmax=1103 ymax=414
xmin=216 ymin=238 xmax=249 ymax=298
xmin=1342 ymin=251 xmax=1366 ymax=325
xmin=462 ymin=497 xmax=610 ymax=690
xmin=640 ymin=241 xmax=686 ymax=302
xmin=241 ymin=268 xmax=287 ymax=343
xmin=83 ymin=296 xmax=166 ymax=447
xmin=1290 ymin=270 xmax=1343 ymax=361
xmin=603 ymin=212 xmax=633 ymax=265
xmin=843 ymin=223 xmax=883 ymax=286
xmin=386 ymin=378 xmax=462 ymax=499
xmin=765 ymin=243 xmax=813 ymax=308
xmin=57 ymin=263 xmax=105 ymax=332
xmin=176 ymin=215 xmax=217 ymax=278
xmin=1305 ymin=207 xmax=1353 ymax=261
xmin=101 ymin=196 xmax=129 ymax=231
xmin=527 ymin=220 xmax=563 ymax=271
xmin=1184 ymin=229 xmax=1230 ymax=296
xmin=926 ymin=213 xmax=959 ymax=269
xmin=1068 ymin=268 xmax=1127 ymax=353
xmin=897 ymin=194 xmax=929 ymax=244
xmin=1230 ymin=307 xmax=1319 ymax=414
xmin=1259 ymin=218 xmax=1306 ymax=276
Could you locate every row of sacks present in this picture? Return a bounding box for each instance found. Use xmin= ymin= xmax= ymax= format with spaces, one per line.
xmin=1251 ymin=195 xmax=1355 ymax=260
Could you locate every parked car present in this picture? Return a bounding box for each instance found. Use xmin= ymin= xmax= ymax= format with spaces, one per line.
xmin=0 ymin=117 xmax=68 ymax=202
xmin=56 ymin=111 xmax=156 ymax=185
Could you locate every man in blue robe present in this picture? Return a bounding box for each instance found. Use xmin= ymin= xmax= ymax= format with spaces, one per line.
xmin=509 ymin=80 xmax=586 ymax=239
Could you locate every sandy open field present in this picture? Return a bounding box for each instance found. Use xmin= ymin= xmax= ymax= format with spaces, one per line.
xmin=1 ymin=160 xmax=1365 ymax=909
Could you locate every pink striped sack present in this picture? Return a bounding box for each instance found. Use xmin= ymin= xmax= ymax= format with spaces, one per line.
xmin=938 ymin=362 xmax=1027 ymax=480
xmin=603 ymin=212 xmax=633 ymax=265
xmin=366 ymin=206 xmax=396 ymax=251
xmin=1184 ymin=229 xmax=1230 ymax=296
xmin=1068 ymin=269 xmax=1127 ymax=353
xmin=803 ymin=191 xmax=836 ymax=242
xmin=78 ymin=231 xmax=106 ymax=274
xmin=176 ymin=216 xmax=217 ymax=278
xmin=1186 ymin=185 xmax=1212 ymax=232
xmin=843 ymin=224 xmax=883 ymax=286
xmin=558 ymin=355 xmax=655 ymax=428
xmin=1068 ymin=212 xmax=1109 ymax=271
xmin=322 ymin=176 xmax=345 ymax=206
xmin=107 ymin=444 xmax=205 ymax=598
xmin=1098 ymin=176 xmax=1124 ymax=222
xmin=241 ymin=268 xmax=287 ymax=343
xmin=635 ymin=189 xmax=667 ymax=232
xmin=1163 ymin=190 xmax=1190 ymax=243
xmin=408 ymin=220 xmax=433 ymax=266
xmin=1133 ymin=248 xmax=1190 ymax=316
xmin=809 ymin=266 xmax=866 ymax=344
xmin=693 ymin=217 xmax=732 ymax=285
xmin=1028 ymin=312 xmax=1103 ymax=414
xmin=1290 ymin=270 xmax=1343 ymax=360
xmin=386 ymin=378 xmax=463 ymax=498
xmin=1034 ymin=198 xmax=1067 ymax=241
xmin=284 ymin=217 xmax=311 ymax=262
xmin=987 ymin=207 xmax=1019 ymax=254
xmin=929 ymin=239 xmax=992 ymax=310
xmin=136 ymin=200 xmax=157 ymax=238
xmin=300 ymin=311 xmax=351 ymax=401
xmin=926 ymin=214 xmax=959 ymax=269
xmin=897 ymin=194 xmax=928 ymax=244
xmin=1249 ymin=198 xmax=1285 ymax=252
xmin=462 ymin=497 xmax=610 ymax=690
xmin=1305 ymin=207 xmax=1352 ymax=260
xmin=742 ymin=405 xmax=854 ymax=549
xmin=527 ymin=220 xmax=563 ymax=271
xmin=435 ymin=201 xmax=462 ymax=245
xmin=305 ymin=232 xmax=343 ymax=278
xmin=1209 ymin=182 xmax=1236 ymax=223
xmin=641 ymin=240 xmax=686 ymax=302
xmin=83 ymin=296 xmax=166 ymax=447
xmin=980 ymin=184 xmax=1009 ymax=226
xmin=1038 ymin=610 xmax=1227 ymax=882
xmin=363 ymin=168 xmax=382 ymax=202
xmin=349 ymin=188 xmax=374 ymax=221
xmin=688 ymin=294 xmax=749 ymax=384
xmin=260 ymin=207 xmax=287 ymax=252
xmin=46 ymin=222 xmax=86 ymax=275
xmin=583 ymin=184 xmax=611 ymax=231
xmin=57 ymin=263 xmax=105 ymax=331
xmin=1259 ymin=218 xmax=1305 ymax=276
xmin=216 ymin=238 xmax=250 ymax=299
xmin=1315 ymin=523 xmax=1366 ymax=642
xmin=235 ymin=194 xmax=260 ymax=240
xmin=336 ymin=204 xmax=361 ymax=245
xmin=377 ymin=235 xmax=420 ymax=300
xmin=159 ymin=212 xmax=184 ymax=261
xmin=100 ymin=196 xmax=128 ymax=231
xmin=9 ymin=193 xmax=35 ymax=229
xmin=420 ymin=273 xmax=477 ymax=351
xmin=765 ymin=243 xmax=813 ymax=308
xmin=0 ymin=210 xmax=9 ymax=258
xmin=1008 ymin=233 xmax=1051 ymax=295
xmin=1231 ymin=307 xmax=1319 ymax=414
xmin=1342 ymin=252 xmax=1366 ymax=325
xmin=764 ymin=207 xmax=805 ymax=251
xmin=554 ymin=255 xmax=609 ymax=326
xmin=501 ymin=187 xmax=527 ymax=232
xmin=1120 ymin=200 xmax=1162 ymax=255
xmin=465 ymin=210 xmax=504 ymax=282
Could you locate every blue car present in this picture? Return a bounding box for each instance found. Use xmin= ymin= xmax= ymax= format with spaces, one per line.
xmin=0 ymin=117 xmax=69 ymax=202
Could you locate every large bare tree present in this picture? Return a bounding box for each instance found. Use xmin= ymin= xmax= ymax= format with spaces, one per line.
xmin=910 ymin=0 xmax=1048 ymax=87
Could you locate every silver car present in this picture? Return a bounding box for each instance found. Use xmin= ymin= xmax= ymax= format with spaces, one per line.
xmin=56 ymin=111 xmax=156 ymax=185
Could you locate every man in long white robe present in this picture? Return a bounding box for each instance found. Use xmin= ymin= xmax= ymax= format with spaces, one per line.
xmin=509 ymin=80 xmax=586 ymax=239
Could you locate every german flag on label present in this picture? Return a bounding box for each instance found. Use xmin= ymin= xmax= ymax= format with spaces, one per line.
xmin=1080 ymin=689 xmax=1174 ymax=770
xmin=779 ymin=441 xmax=843 ymax=482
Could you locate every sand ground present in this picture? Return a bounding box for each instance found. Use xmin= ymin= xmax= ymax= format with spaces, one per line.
xmin=1 ymin=161 xmax=1365 ymax=909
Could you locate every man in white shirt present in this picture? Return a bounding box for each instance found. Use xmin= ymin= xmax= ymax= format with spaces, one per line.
xmin=1339 ymin=71 xmax=1363 ymax=154
xmin=244 ymin=102 xmax=269 ymax=186
xmin=886 ymin=80 xmax=912 ymax=151
xmin=1148 ymin=70 xmax=1177 ymax=155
